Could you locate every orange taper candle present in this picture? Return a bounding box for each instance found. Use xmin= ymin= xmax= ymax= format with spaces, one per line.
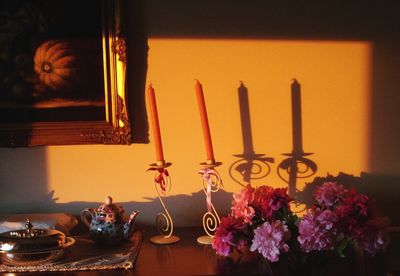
xmin=148 ymin=84 xmax=165 ymax=163
xmin=195 ymin=80 xmax=215 ymax=163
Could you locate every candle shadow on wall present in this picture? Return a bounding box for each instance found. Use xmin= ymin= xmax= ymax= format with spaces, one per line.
xmin=277 ymin=79 xmax=317 ymax=204
xmin=229 ymin=82 xmax=274 ymax=187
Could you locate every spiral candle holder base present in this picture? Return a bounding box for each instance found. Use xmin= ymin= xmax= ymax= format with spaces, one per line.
xmin=197 ymin=161 xmax=223 ymax=245
xmin=150 ymin=235 xmax=180 ymax=245
xmin=148 ymin=161 xmax=180 ymax=245
xmin=197 ymin=235 xmax=214 ymax=245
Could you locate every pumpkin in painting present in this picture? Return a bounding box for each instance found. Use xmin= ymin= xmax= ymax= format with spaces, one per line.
xmin=33 ymin=40 xmax=79 ymax=92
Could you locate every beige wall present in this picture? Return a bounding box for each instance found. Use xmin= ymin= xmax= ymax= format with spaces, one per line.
xmin=1 ymin=1 xmax=400 ymax=227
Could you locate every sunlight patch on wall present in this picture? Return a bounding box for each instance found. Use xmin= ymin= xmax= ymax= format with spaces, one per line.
xmin=145 ymin=39 xmax=372 ymax=191
xmin=46 ymin=39 xmax=371 ymax=205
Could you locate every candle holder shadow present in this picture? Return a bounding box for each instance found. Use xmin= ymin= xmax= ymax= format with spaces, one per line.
xmin=230 ymin=153 xmax=274 ymax=187
xmin=197 ymin=161 xmax=223 ymax=245
xmin=278 ymin=79 xmax=318 ymax=210
xmin=230 ymin=81 xmax=275 ymax=186
xmin=148 ymin=162 xmax=180 ymax=245
xmin=277 ymin=152 xmax=317 ymax=208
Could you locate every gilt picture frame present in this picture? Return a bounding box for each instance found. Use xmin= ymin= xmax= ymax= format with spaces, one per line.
xmin=0 ymin=0 xmax=131 ymax=146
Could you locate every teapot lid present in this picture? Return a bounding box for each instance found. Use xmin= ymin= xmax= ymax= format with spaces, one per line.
xmin=97 ymin=196 xmax=125 ymax=217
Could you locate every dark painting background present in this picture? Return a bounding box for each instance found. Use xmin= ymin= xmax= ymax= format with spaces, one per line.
xmin=0 ymin=0 xmax=105 ymax=122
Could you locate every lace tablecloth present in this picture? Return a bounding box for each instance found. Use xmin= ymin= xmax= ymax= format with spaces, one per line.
xmin=0 ymin=231 xmax=143 ymax=273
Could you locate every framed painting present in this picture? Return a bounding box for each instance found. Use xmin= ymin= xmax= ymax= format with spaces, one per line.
xmin=0 ymin=0 xmax=131 ymax=146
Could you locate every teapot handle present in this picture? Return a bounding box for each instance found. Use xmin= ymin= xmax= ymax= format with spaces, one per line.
xmin=81 ymin=208 xmax=95 ymax=228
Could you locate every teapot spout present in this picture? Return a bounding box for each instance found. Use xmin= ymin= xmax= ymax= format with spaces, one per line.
xmin=129 ymin=210 xmax=139 ymax=223
xmin=124 ymin=211 xmax=139 ymax=239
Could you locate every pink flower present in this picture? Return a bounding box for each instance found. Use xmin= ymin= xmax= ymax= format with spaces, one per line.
xmin=250 ymin=220 xmax=291 ymax=262
xmin=298 ymin=208 xmax=339 ymax=252
xmin=231 ymin=184 xmax=256 ymax=223
xmin=314 ymin=182 xmax=347 ymax=208
xmin=253 ymin=186 xmax=292 ymax=221
xmin=304 ymin=183 xmax=389 ymax=257
xmin=212 ymin=215 xmax=250 ymax=256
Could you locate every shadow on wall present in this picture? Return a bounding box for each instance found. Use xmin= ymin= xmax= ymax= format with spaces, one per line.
xmin=0 ymin=189 xmax=233 ymax=228
xmin=229 ymin=82 xmax=275 ymax=187
xmin=0 ymin=148 xmax=49 ymax=212
xmin=2 ymin=171 xmax=400 ymax=227
xmin=142 ymin=0 xmax=400 ymax=40
xmin=126 ymin=0 xmax=150 ymax=143
xmin=370 ymin=41 xmax=400 ymax=175
xmin=229 ymin=81 xmax=318 ymax=202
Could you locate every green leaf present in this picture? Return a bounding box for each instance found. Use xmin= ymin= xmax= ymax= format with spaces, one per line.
xmin=336 ymin=238 xmax=349 ymax=258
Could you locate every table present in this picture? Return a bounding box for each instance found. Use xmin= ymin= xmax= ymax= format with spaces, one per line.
xmin=134 ymin=227 xmax=268 ymax=276
xmin=5 ymin=227 xmax=395 ymax=276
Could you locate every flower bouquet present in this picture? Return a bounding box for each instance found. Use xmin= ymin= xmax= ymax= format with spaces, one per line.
xmin=298 ymin=181 xmax=389 ymax=258
xmin=212 ymin=182 xmax=389 ymax=275
xmin=212 ymin=184 xmax=298 ymax=264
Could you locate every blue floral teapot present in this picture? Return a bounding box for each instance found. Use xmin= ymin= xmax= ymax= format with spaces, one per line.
xmin=81 ymin=196 xmax=139 ymax=245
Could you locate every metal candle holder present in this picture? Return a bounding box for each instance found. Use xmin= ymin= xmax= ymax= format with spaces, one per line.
xmin=148 ymin=161 xmax=180 ymax=245
xmin=197 ymin=160 xmax=223 ymax=245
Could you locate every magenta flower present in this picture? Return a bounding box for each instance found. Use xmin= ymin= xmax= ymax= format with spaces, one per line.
xmin=212 ymin=215 xmax=250 ymax=256
xmin=231 ymin=184 xmax=256 ymax=223
xmin=298 ymin=208 xmax=339 ymax=252
xmin=250 ymin=220 xmax=291 ymax=262
xmin=313 ymin=182 xmax=348 ymax=208
xmin=335 ymin=189 xmax=373 ymax=239
xmin=347 ymin=191 xmax=371 ymax=217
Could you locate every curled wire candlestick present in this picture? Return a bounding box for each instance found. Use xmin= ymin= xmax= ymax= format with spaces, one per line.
xmin=148 ymin=163 xmax=180 ymax=245
xmin=197 ymin=163 xmax=223 ymax=245
xmin=154 ymin=168 xmax=173 ymax=237
xmin=201 ymin=169 xmax=221 ymax=236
